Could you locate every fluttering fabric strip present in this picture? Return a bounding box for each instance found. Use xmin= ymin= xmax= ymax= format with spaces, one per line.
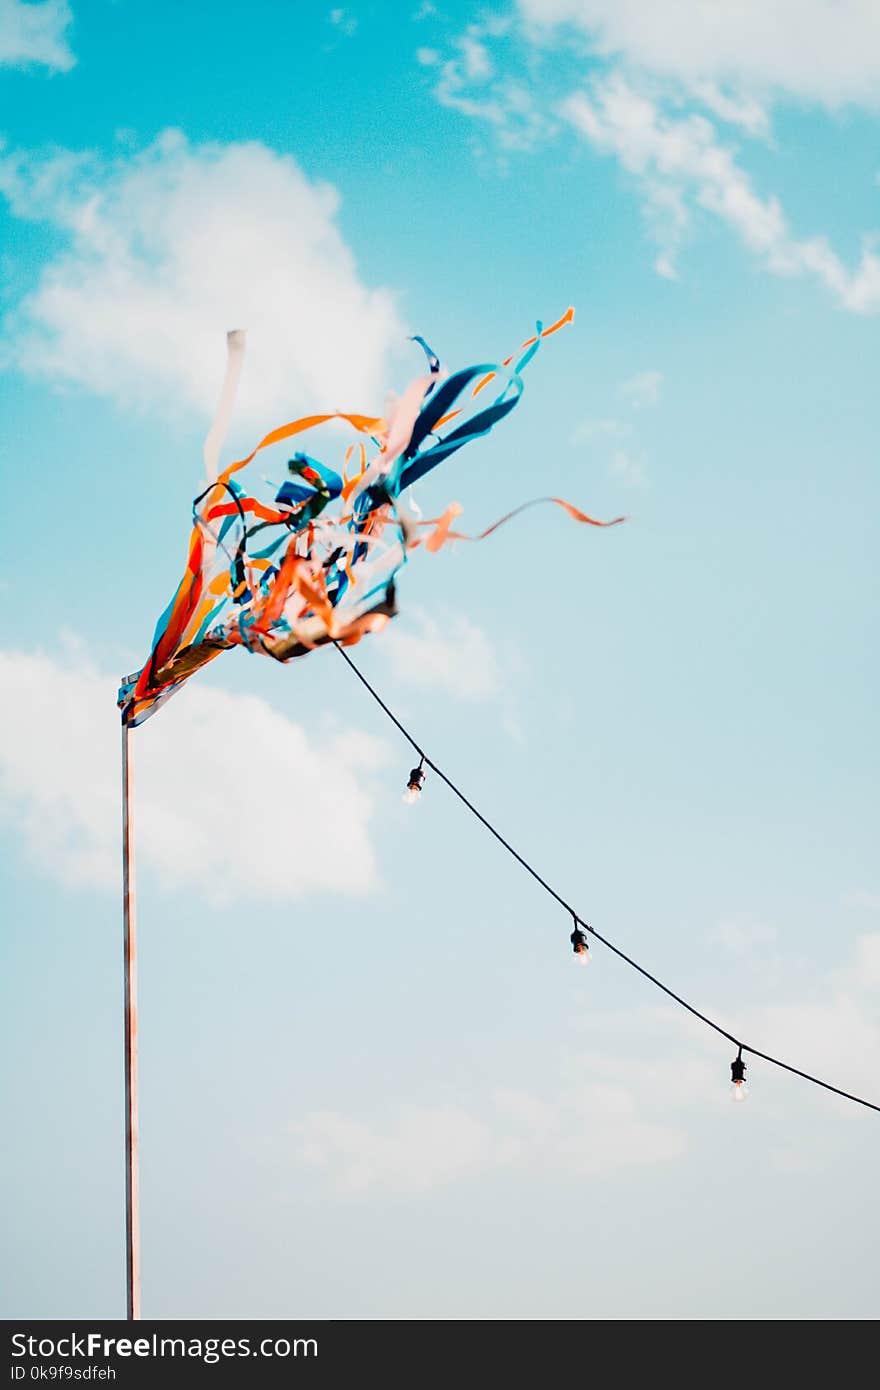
xmin=203 ymin=328 xmax=247 ymax=483
xmin=118 ymin=309 xmax=620 ymax=727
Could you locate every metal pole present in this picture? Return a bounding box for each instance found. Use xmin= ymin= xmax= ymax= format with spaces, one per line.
xmin=121 ymin=720 xmax=141 ymax=1320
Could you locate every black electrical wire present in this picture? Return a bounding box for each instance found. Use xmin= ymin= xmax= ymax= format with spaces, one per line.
xmin=333 ymin=639 xmax=880 ymax=1116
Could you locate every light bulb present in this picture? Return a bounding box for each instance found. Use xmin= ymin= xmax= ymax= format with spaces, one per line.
xmin=570 ymin=922 xmax=590 ymax=963
xmin=730 ymin=1049 xmax=747 ymax=1100
xmin=403 ymin=764 xmax=425 ymax=803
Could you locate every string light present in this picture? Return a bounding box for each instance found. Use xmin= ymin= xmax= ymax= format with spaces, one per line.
xmin=731 ymin=1046 xmax=748 ymax=1103
xmin=333 ymin=641 xmax=880 ymax=1118
xmin=570 ymin=919 xmax=591 ymax=965
xmin=403 ymin=759 xmax=426 ymax=805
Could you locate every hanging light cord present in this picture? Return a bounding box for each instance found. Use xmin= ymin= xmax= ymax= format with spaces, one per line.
xmin=333 ymin=640 xmax=880 ymax=1116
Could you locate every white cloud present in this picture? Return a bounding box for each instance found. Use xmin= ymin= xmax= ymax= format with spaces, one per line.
xmin=380 ymin=607 xmax=501 ymax=702
xmin=295 ymin=1076 xmax=686 ymax=1194
xmin=609 ymin=447 xmax=647 ymax=489
xmin=563 ymin=78 xmax=880 ymax=309
xmin=518 ymin=0 xmax=880 ymax=108
xmin=460 ymin=33 xmax=493 ymax=81
xmin=328 ymin=7 xmax=357 ymax=38
xmin=620 ymin=368 xmax=663 ymax=408
xmin=424 ymin=12 xmax=880 ymax=307
xmin=294 ymin=931 xmax=880 ymax=1195
xmin=709 ymin=913 xmax=778 ymax=956
xmin=0 ymin=644 xmax=386 ymax=902
xmin=576 ymin=934 xmax=880 ymax=1123
xmin=429 ymin=19 xmax=553 ymax=153
xmin=747 ymin=993 xmax=880 ymax=1109
xmin=0 ymin=0 xmax=73 ymax=72
xmin=298 ymin=1105 xmax=498 ymax=1193
xmin=852 ymin=934 xmax=880 ymax=989
xmin=842 ymin=890 xmax=880 ymax=912
xmin=0 ymin=131 xmax=405 ymax=425
xmin=570 ymin=416 xmax=628 ymax=444
xmin=730 ymin=931 xmax=880 ymax=1107
xmin=689 ymin=81 xmax=769 ymax=139
xmin=573 ymin=376 xmax=656 ymax=485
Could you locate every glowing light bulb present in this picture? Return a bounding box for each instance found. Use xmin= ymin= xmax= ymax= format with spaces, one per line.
xmin=403 ymin=763 xmax=425 ymax=804
xmin=730 ymin=1048 xmax=747 ymax=1102
xmin=570 ymin=922 xmax=590 ymax=964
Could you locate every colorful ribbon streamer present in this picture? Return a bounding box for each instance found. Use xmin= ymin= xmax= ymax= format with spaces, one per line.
xmin=118 ymin=310 xmax=623 ymax=727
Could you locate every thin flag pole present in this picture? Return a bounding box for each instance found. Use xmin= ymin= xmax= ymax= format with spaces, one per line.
xmin=121 ymin=719 xmax=141 ymax=1320
xmin=115 ymin=329 xmax=244 ymax=1321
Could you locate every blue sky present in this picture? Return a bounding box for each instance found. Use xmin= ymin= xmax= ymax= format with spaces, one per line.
xmin=1 ymin=0 xmax=879 ymax=1320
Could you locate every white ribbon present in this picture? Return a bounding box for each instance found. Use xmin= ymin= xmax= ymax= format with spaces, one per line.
xmin=203 ymin=328 xmax=247 ymax=483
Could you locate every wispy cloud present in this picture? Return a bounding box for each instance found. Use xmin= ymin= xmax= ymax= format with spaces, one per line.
xmin=0 ymin=644 xmax=387 ymax=902
xmin=0 ymin=0 xmax=74 ymax=72
xmin=852 ymin=934 xmax=880 ymax=988
xmin=620 ymin=369 xmax=663 ymax=409
xmin=746 ymin=990 xmax=880 ymax=1109
xmin=0 ymin=130 xmax=405 ymax=424
xmin=421 ymin=8 xmax=880 ymax=311
xmin=570 ymin=416 xmax=629 ymax=445
xmin=609 ymin=447 xmax=647 ymax=489
xmin=572 ymin=371 xmax=659 ymax=487
xmin=562 ymin=78 xmax=880 ymax=307
xmin=295 ymin=941 xmax=880 ymax=1194
xmin=380 ymin=608 xmax=502 ymax=702
xmin=709 ymin=912 xmax=778 ymax=956
xmin=295 ymin=1072 xmax=687 ymax=1194
xmin=328 ymin=7 xmax=357 ymax=38
xmin=842 ymin=890 xmax=880 ymax=912
xmin=518 ymin=0 xmax=880 ymax=109
xmin=419 ymin=17 xmax=555 ymax=153
xmin=689 ymin=81 xmax=769 ymax=140
xmin=730 ymin=930 xmax=880 ymax=1106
